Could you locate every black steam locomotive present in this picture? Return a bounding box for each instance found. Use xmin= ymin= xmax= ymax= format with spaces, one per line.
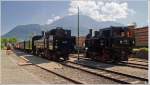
xmin=85 ymin=26 xmax=135 ymax=63
xmin=15 ymin=27 xmax=76 ymax=61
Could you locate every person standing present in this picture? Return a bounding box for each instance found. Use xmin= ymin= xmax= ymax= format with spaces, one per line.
xmin=6 ymin=43 xmax=11 ymax=55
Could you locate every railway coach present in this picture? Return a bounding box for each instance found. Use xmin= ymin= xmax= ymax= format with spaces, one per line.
xmin=14 ymin=34 xmax=43 ymax=54
xmin=15 ymin=41 xmax=25 ymax=51
xmin=15 ymin=40 xmax=32 ymax=53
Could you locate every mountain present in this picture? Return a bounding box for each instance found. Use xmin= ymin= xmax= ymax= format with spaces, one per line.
xmin=44 ymin=15 xmax=124 ymax=36
xmin=2 ymin=24 xmax=42 ymax=41
xmin=2 ymin=15 xmax=124 ymax=41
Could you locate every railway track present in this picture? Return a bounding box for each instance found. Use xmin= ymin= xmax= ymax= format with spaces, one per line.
xmin=16 ymin=51 xmax=148 ymax=84
xmin=12 ymin=50 xmax=82 ymax=84
xmin=18 ymin=54 xmax=120 ymax=84
xmin=19 ymin=56 xmax=145 ymax=84
xmin=20 ymin=62 xmax=122 ymax=84
xmin=24 ymin=63 xmax=83 ymax=84
xmin=117 ymin=62 xmax=148 ymax=70
xmin=65 ymin=61 xmax=148 ymax=84
xmin=59 ymin=62 xmax=130 ymax=84
xmin=97 ymin=60 xmax=148 ymax=70
xmin=72 ymin=56 xmax=148 ymax=70
xmin=34 ymin=59 xmax=148 ymax=84
xmin=121 ymin=61 xmax=148 ymax=67
xmin=129 ymin=58 xmax=148 ymax=63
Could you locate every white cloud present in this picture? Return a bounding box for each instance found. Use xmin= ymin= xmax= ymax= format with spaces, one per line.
xmin=47 ymin=16 xmax=61 ymax=24
xmin=68 ymin=0 xmax=135 ymax=21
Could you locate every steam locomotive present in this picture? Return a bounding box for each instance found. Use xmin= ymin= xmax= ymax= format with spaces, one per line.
xmin=85 ymin=26 xmax=135 ymax=63
xmin=15 ymin=27 xmax=76 ymax=61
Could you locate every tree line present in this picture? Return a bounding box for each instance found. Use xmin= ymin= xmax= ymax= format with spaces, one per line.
xmin=0 ymin=38 xmax=17 ymax=49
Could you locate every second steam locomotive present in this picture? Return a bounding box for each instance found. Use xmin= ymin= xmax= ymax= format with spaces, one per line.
xmin=85 ymin=26 xmax=135 ymax=63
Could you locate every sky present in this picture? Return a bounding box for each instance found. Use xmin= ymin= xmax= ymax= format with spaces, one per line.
xmin=1 ymin=0 xmax=148 ymax=35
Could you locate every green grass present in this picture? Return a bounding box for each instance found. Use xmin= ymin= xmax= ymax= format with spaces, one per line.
xmin=133 ymin=47 xmax=148 ymax=52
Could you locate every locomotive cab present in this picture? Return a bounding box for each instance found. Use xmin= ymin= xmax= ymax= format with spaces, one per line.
xmin=99 ymin=27 xmax=135 ymax=62
xmin=100 ymin=27 xmax=135 ymax=47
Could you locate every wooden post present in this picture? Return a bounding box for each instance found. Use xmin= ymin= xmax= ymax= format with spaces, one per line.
xmin=77 ymin=7 xmax=80 ymax=60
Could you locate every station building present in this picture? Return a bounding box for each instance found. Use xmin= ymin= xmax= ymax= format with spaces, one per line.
xmin=75 ymin=36 xmax=86 ymax=48
xmin=133 ymin=26 xmax=148 ymax=47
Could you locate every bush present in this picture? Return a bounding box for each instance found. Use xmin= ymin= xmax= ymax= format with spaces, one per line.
xmin=1 ymin=45 xmax=6 ymax=50
xmin=133 ymin=47 xmax=148 ymax=59
xmin=1 ymin=37 xmax=17 ymax=50
xmin=139 ymin=48 xmax=148 ymax=52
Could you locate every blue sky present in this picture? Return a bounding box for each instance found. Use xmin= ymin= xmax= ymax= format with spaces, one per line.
xmin=1 ymin=0 xmax=148 ymax=35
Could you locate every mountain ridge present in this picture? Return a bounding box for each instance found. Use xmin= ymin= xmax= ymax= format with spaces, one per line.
xmin=2 ymin=15 xmax=124 ymax=41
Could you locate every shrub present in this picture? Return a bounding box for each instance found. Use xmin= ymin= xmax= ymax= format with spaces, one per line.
xmin=133 ymin=47 xmax=148 ymax=59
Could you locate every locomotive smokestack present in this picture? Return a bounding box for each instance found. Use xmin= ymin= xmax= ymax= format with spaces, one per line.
xmin=89 ymin=29 xmax=93 ymax=37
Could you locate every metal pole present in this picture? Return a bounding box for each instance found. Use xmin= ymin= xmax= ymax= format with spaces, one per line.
xmin=77 ymin=7 xmax=80 ymax=60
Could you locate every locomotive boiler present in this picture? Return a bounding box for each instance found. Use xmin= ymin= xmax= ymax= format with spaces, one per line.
xmin=85 ymin=26 xmax=135 ymax=63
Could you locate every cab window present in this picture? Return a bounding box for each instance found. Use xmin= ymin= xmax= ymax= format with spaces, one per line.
xmin=102 ymin=30 xmax=111 ymax=37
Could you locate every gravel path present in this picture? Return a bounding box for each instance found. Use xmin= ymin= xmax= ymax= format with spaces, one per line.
xmin=1 ymin=50 xmax=78 ymax=84
xmin=1 ymin=50 xmax=44 ymax=84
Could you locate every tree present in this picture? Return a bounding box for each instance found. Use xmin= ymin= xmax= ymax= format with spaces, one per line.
xmin=0 ymin=38 xmax=17 ymax=49
xmin=8 ymin=38 xmax=17 ymax=43
xmin=1 ymin=38 xmax=8 ymax=46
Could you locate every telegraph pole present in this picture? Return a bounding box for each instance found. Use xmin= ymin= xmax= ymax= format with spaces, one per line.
xmin=77 ymin=6 xmax=80 ymax=60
